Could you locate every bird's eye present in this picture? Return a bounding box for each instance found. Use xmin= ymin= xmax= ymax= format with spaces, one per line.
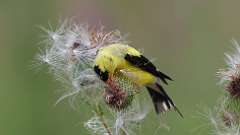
xmin=96 ymin=49 xmax=100 ymax=54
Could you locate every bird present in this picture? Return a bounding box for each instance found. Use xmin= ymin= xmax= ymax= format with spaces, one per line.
xmin=93 ymin=43 xmax=182 ymax=117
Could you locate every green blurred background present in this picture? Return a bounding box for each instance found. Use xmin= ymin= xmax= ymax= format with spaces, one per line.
xmin=1 ymin=0 xmax=240 ymax=134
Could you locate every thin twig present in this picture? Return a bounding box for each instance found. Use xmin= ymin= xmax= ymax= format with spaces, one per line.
xmin=94 ymin=104 xmax=113 ymax=135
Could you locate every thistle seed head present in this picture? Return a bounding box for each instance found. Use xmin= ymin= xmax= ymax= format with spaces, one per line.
xmin=218 ymin=39 xmax=240 ymax=98
xmin=103 ymin=87 xmax=133 ymax=110
xmin=222 ymin=110 xmax=239 ymax=127
xmin=37 ymin=20 xmax=128 ymax=105
xmin=103 ymin=71 xmax=139 ymax=110
xmin=226 ymin=76 xmax=240 ymax=98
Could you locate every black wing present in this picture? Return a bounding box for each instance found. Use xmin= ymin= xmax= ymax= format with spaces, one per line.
xmin=124 ymin=54 xmax=172 ymax=84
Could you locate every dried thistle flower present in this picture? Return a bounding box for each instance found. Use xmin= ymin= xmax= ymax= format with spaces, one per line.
xmin=209 ymin=97 xmax=240 ymax=135
xmin=210 ymin=39 xmax=240 ymax=135
xmin=217 ymin=39 xmax=240 ymax=98
xmin=218 ymin=40 xmax=240 ymax=82
xmin=103 ymin=87 xmax=134 ymax=110
xmin=226 ymin=76 xmax=240 ymax=98
xmin=223 ymin=110 xmax=239 ymax=127
xmin=103 ymin=70 xmax=139 ymax=110
xmin=36 ymin=20 xmax=151 ymax=135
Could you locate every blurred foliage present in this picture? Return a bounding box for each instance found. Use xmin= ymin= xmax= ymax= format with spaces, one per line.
xmin=1 ymin=0 xmax=240 ymax=135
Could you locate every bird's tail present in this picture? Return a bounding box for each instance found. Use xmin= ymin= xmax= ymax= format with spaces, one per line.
xmin=146 ymin=83 xmax=183 ymax=118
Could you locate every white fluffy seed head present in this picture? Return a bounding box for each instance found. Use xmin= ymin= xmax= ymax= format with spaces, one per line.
xmin=217 ymin=39 xmax=240 ymax=83
xmin=208 ymin=96 xmax=240 ymax=135
xmin=84 ymin=97 xmax=150 ymax=135
xmin=36 ymin=20 xmax=127 ymax=104
xmin=113 ymin=97 xmax=150 ymax=135
xmin=84 ymin=114 xmax=111 ymax=135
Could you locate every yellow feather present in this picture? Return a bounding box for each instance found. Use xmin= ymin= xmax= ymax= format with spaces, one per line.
xmin=94 ymin=44 xmax=156 ymax=86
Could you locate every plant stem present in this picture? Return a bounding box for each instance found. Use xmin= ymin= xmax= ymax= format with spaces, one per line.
xmin=120 ymin=128 xmax=127 ymax=135
xmin=94 ymin=104 xmax=113 ymax=135
xmin=98 ymin=113 xmax=113 ymax=135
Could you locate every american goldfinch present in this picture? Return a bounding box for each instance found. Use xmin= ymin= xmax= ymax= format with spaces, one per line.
xmin=93 ymin=44 xmax=182 ymax=117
